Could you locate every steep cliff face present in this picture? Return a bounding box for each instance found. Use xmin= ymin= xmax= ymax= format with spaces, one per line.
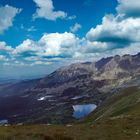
xmin=92 ymin=54 xmax=140 ymax=90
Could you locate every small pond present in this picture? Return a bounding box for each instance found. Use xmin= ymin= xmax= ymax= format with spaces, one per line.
xmin=72 ymin=104 xmax=97 ymax=119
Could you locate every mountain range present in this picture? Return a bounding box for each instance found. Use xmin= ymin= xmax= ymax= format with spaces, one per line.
xmin=0 ymin=53 xmax=140 ymax=124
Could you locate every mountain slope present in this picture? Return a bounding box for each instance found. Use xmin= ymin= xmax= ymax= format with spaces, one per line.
xmin=84 ymin=86 xmax=140 ymax=123
xmin=0 ymin=53 xmax=140 ymax=124
xmin=0 ymin=86 xmax=140 ymax=140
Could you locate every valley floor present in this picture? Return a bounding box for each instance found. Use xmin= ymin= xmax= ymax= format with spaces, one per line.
xmin=0 ymin=115 xmax=140 ymax=140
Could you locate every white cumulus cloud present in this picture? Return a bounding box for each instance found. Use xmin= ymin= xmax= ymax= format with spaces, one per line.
xmin=0 ymin=41 xmax=13 ymax=52
xmin=33 ymin=0 xmax=67 ymax=20
xmin=86 ymin=15 xmax=140 ymax=44
xmin=0 ymin=5 xmax=21 ymax=34
xmin=39 ymin=32 xmax=79 ymax=57
xmin=12 ymin=32 xmax=80 ymax=62
xmin=13 ymin=39 xmax=39 ymax=56
xmin=117 ymin=0 xmax=140 ymax=17
xmin=85 ymin=0 xmax=140 ymax=55
xmin=70 ymin=23 xmax=82 ymax=33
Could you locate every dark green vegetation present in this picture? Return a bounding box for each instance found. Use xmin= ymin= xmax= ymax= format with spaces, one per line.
xmin=85 ymin=86 xmax=140 ymax=122
xmin=0 ymin=86 xmax=140 ymax=140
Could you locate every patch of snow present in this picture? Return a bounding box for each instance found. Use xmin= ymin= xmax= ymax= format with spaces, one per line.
xmin=38 ymin=97 xmax=46 ymax=101
xmin=37 ymin=95 xmax=53 ymax=101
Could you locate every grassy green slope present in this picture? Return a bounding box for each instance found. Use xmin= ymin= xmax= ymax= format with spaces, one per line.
xmin=85 ymin=86 xmax=140 ymax=122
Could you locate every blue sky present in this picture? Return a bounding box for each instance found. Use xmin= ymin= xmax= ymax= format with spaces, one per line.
xmin=0 ymin=0 xmax=140 ymax=79
xmin=0 ymin=0 xmax=117 ymax=47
